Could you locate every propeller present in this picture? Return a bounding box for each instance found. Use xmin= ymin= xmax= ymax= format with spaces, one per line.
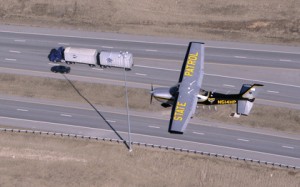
xmin=150 ymin=84 xmax=154 ymax=104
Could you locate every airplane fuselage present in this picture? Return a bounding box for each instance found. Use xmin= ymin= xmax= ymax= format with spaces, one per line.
xmin=199 ymin=92 xmax=240 ymax=105
xmin=151 ymin=86 xmax=249 ymax=107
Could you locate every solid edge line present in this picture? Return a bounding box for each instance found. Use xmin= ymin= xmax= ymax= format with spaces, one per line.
xmin=1 ymin=115 xmax=299 ymax=161
xmin=1 ymin=29 xmax=300 ymax=54
xmin=0 ymin=94 xmax=300 ymax=141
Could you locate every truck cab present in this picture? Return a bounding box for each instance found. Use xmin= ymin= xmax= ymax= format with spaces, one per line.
xmin=48 ymin=47 xmax=64 ymax=62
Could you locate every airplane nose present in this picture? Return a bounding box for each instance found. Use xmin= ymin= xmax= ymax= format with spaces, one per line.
xmin=153 ymin=89 xmax=172 ymax=99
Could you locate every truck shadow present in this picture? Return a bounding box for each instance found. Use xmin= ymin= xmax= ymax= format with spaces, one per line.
xmin=62 ymin=74 xmax=131 ymax=150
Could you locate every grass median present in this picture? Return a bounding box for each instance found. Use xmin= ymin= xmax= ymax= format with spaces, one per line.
xmin=1 ymin=73 xmax=299 ymax=134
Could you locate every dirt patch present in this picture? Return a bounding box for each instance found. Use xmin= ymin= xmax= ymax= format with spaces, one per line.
xmin=0 ymin=0 xmax=299 ymax=45
xmin=0 ymin=73 xmax=299 ymax=133
xmin=0 ymin=131 xmax=299 ymax=187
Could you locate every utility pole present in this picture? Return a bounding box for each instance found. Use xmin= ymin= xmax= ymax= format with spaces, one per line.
xmin=121 ymin=51 xmax=132 ymax=152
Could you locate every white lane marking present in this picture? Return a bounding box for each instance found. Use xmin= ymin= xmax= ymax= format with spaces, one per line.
xmin=282 ymin=146 xmax=294 ymax=149
xmin=193 ymin=132 xmax=205 ymax=135
xmin=135 ymin=64 xmax=180 ymax=72
xmin=267 ymin=90 xmax=280 ymax=94
xmin=14 ymin=39 xmax=26 ymax=42
xmin=106 ymin=120 xmax=116 ymax=123
xmin=92 ymin=68 xmax=103 ymax=71
xmin=280 ymin=59 xmax=292 ymax=62
xmin=148 ymin=125 xmax=160 ymax=129
xmin=102 ymin=46 xmax=114 ymax=49
xmin=237 ymin=138 xmax=249 ymax=142
xmin=223 ymin=84 xmax=235 ymax=88
xmin=145 ymin=49 xmax=157 ymax=52
xmin=5 ymin=58 xmax=16 ymax=61
xmin=1 ymin=96 xmax=299 ymax=142
xmin=135 ymin=73 xmax=147 ymax=76
xmin=2 ymin=29 xmax=300 ymax=55
xmin=58 ymin=42 xmax=70 ymax=45
xmin=48 ymin=63 xmax=60 ymax=66
xmin=17 ymin=109 xmax=28 ymax=112
xmin=135 ymin=65 xmax=300 ymax=89
xmin=234 ymin=56 xmax=247 ymax=59
xmin=207 ymin=46 xmax=300 ymax=55
xmin=9 ymin=50 xmax=21 ymax=53
xmin=60 ymin=114 xmax=72 ymax=117
xmin=205 ymin=73 xmax=300 ymax=89
xmin=2 ymin=116 xmax=300 ymax=162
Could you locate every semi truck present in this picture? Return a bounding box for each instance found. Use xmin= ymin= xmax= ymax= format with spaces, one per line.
xmin=48 ymin=47 xmax=133 ymax=70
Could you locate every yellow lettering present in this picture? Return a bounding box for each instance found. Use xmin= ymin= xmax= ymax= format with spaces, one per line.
xmin=187 ymin=60 xmax=196 ymax=65
xmin=184 ymin=52 xmax=199 ymax=77
xmin=177 ymin=102 xmax=186 ymax=107
xmin=175 ymin=109 xmax=185 ymax=114
xmin=217 ymin=100 xmax=237 ymax=105
xmin=173 ymin=102 xmax=187 ymax=121
xmin=188 ymin=52 xmax=198 ymax=60
xmin=174 ymin=116 xmax=183 ymax=121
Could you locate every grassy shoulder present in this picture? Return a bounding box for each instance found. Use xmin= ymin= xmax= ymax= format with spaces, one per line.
xmin=0 ymin=131 xmax=299 ymax=187
xmin=0 ymin=73 xmax=299 ymax=134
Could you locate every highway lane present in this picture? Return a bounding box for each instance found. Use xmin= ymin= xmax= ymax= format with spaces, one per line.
xmin=1 ymin=29 xmax=300 ymax=68
xmin=1 ymin=26 xmax=300 ymax=71
xmin=0 ymin=28 xmax=299 ymax=107
xmin=0 ymin=98 xmax=299 ymax=163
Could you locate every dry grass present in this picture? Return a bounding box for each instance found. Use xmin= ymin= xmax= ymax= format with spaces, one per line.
xmin=0 ymin=0 xmax=299 ymax=45
xmin=0 ymin=73 xmax=299 ymax=134
xmin=0 ymin=131 xmax=299 ymax=187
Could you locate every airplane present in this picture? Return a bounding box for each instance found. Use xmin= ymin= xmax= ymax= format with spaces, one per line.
xmin=150 ymin=42 xmax=264 ymax=134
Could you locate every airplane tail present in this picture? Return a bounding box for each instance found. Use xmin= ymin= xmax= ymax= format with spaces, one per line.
xmin=236 ymin=84 xmax=264 ymax=116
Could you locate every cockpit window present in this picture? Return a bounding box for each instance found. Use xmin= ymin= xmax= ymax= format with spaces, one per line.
xmin=199 ymin=89 xmax=208 ymax=96
xmin=169 ymin=86 xmax=178 ymax=96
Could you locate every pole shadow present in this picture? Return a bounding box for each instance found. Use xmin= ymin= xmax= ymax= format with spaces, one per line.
xmin=62 ymin=74 xmax=131 ymax=150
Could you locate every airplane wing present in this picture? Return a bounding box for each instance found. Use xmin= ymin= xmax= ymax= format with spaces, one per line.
xmin=168 ymin=42 xmax=205 ymax=134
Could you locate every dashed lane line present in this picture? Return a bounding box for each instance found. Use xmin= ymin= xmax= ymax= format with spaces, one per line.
xmin=148 ymin=125 xmax=160 ymax=129
xmin=237 ymin=138 xmax=250 ymax=142
xmin=60 ymin=114 xmax=72 ymax=117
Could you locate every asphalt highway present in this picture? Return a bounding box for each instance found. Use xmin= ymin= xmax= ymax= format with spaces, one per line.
xmin=0 ymin=96 xmax=299 ymax=166
xmin=0 ymin=25 xmax=299 ymax=167
xmin=0 ymin=25 xmax=299 ymax=107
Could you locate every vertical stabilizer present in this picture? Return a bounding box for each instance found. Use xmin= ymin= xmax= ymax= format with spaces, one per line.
xmin=237 ymin=84 xmax=263 ymax=115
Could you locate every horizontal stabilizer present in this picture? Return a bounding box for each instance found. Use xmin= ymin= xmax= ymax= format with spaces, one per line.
xmin=237 ymin=100 xmax=253 ymax=115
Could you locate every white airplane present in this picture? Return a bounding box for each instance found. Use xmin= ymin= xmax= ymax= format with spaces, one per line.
xmin=150 ymin=42 xmax=263 ymax=134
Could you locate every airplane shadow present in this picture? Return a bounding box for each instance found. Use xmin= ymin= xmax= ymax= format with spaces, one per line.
xmin=62 ymin=74 xmax=131 ymax=150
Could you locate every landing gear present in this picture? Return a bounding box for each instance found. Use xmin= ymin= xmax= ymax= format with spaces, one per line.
xmin=161 ymin=103 xmax=171 ymax=108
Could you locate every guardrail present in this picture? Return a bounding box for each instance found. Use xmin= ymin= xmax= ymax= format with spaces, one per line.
xmin=1 ymin=128 xmax=299 ymax=170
